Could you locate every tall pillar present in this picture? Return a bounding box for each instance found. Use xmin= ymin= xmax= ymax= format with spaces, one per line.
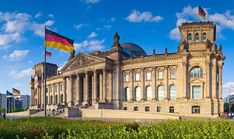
xmin=53 ymin=84 xmax=56 ymax=105
xmin=212 ymin=59 xmax=217 ymax=98
xmin=99 ymin=73 xmax=103 ymax=101
xmin=93 ymin=70 xmax=97 ymax=102
xmin=76 ymin=75 xmax=80 ymax=105
xmin=182 ymin=62 xmax=188 ymax=98
xmin=58 ymin=84 xmax=61 ymax=104
xmin=152 ymin=67 xmax=156 ymax=100
xmin=164 ymin=66 xmax=168 ymax=100
xmin=130 ymin=70 xmax=133 ymax=101
xmin=103 ymin=69 xmax=107 ymax=102
xmin=66 ymin=77 xmax=71 ymax=107
xmin=218 ymin=65 xmax=223 ymax=99
xmin=140 ymin=68 xmax=145 ymax=101
xmin=84 ymin=72 xmax=89 ymax=102
xmin=206 ymin=61 xmax=211 ymax=98
xmin=63 ymin=77 xmax=66 ymax=105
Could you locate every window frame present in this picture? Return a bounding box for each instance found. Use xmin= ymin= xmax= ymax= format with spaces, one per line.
xmin=187 ymin=33 xmax=192 ymax=41
xmin=169 ymin=106 xmax=174 ymax=113
xmin=135 ymin=72 xmax=140 ymax=81
xmin=195 ymin=32 xmax=199 ymax=41
xmin=169 ymin=85 xmax=176 ymax=100
xmin=158 ymin=70 xmax=164 ymax=79
xmin=146 ymin=71 xmax=152 ymax=81
xmin=192 ymin=106 xmax=200 ymax=114
xmin=190 ymin=67 xmax=203 ymax=78
xmin=169 ymin=69 xmax=176 ymax=79
xmin=157 ymin=85 xmax=164 ymax=100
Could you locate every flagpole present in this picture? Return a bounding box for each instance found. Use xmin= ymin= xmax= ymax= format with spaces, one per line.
xmin=44 ymin=26 xmax=47 ymax=117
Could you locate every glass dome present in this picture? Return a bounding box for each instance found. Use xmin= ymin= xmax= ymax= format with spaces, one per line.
xmin=121 ymin=42 xmax=147 ymax=58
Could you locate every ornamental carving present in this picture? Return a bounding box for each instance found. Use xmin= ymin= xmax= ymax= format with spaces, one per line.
xmin=69 ymin=55 xmax=96 ymax=69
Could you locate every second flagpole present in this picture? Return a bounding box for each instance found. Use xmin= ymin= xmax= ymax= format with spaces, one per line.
xmin=44 ymin=26 xmax=47 ymax=117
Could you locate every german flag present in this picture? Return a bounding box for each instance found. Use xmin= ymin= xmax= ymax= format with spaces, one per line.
xmin=198 ymin=6 xmax=206 ymax=18
xmin=45 ymin=51 xmax=52 ymax=57
xmin=45 ymin=28 xmax=74 ymax=53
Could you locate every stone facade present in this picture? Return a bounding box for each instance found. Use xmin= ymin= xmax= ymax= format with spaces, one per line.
xmin=30 ymin=22 xmax=225 ymax=116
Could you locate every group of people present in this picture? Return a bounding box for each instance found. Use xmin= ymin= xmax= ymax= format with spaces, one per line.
xmin=219 ymin=112 xmax=234 ymax=119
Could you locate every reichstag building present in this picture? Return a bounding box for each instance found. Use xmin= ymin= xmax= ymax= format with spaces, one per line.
xmin=30 ymin=22 xmax=225 ymax=116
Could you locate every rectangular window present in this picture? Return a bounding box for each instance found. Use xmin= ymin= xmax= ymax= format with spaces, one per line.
xmin=192 ymin=106 xmax=200 ymax=114
xmin=59 ymin=85 xmax=63 ymax=91
xmin=145 ymin=107 xmax=150 ymax=112
xmin=157 ymin=106 xmax=161 ymax=112
xmin=134 ymin=107 xmax=138 ymax=111
xmin=158 ymin=71 xmax=163 ymax=79
xmin=169 ymin=106 xmax=174 ymax=113
xmin=135 ymin=73 xmax=140 ymax=81
xmin=146 ymin=72 xmax=152 ymax=80
xmin=123 ymin=107 xmax=127 ymax=110
xmin=170 ymin=69 xmax=176 ymax=79
xmin=192 ymin=86 xmax=201 ymax=99
xmin=125 ymin=74 xmax=129 ymax=82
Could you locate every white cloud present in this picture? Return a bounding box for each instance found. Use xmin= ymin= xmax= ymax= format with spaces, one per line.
xmin=0 ymin=11 xmax=55 ymax=48
xmin=30 ymin=20 xmax=55 ymax=37
xmin=10 ymin=68 xmax=33 ymax=79
xmin=169 ymin=6 xmax=234 ymax=40
xmin=88 ymin=32 xmax=97 ymax=38
xmin=3 ymin=50 xmax=29 ymax=61
xmin=81 ymin=0 xmax=101 ymax=4
xmin=74 ymin=39 xmax=105 ymax=51
xmin=35 ymin=12 xmax=42 ymax=18
xmin=0 ymin=33 xmax=21 ymax=48
xmin=126 ymin=10 xmax=163 ymax=23
xmin=74 ymin=24 xmax=86 ymax=30
xmin=48 ymin=13 xmax=54 ymax=19
xmin=110 ymin=17 xmax=116 ymax=22
xmin=223 ymin=82 xmax=234 ymax=96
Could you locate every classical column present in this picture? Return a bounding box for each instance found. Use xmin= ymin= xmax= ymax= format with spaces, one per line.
xmin=164 ymin=66 xmax=168 ymax=100
xmin=130 ymin=69 xmax=134 ymax=101
xmin=93 ymin=70 xmax=97 ymax=102
xmin=140 ymin=68 xmax=145 ymax=101
xmin=99 ymin=73 xmax=103 ymax=101
xmin=63 ymin=77 xmax=66 ymax=105
xmin=212 ymin=59 xmax=217 ymax=99
xmin=84 ymin=72 xmax=89 ymax=102
xmin=218 ymin=64 xmax=223 ymax=99
xmin=103 ymin=69 xmax=107 ymax=102
xmin=206 ymin=61 xmax=211 ymax=98
xmin=58 ymin=84 xmax=61 ymax=104
xmin=66 ymin=77 xmax=71 ymax=107
xmin=53 ymin=84 xmax=56 ymax=105
xmin=182 ymin=62 xmax=188 ymax=98
xmin=76 ymin=74 xmax=80 ymax=105
xmin=152 ymin=67 xmax=156 ymax=100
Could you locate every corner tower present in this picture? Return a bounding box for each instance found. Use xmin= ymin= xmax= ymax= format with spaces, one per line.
xmin=178 ymin=22 xmax=217 ymax=52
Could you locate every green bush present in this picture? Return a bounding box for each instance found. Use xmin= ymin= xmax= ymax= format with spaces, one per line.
xmin=0 ymin=117 xmax=234 ymax=139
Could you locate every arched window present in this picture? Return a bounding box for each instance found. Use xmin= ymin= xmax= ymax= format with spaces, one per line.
xmin=135 ymin=86 xmax=141 ymax=101
xmin=125 ymin=87 xmax=130 ymax=101
xmin=146 ymin=86 xmax=152 ymax=101
xmin=202 ymin=32 xmax=207 ymax=41
xmin=187 ymin=33 xmax=192 ymax=41
xmin=195 ymin=33 xmax=199 ymax=41
xmin=169 ymin=85 xmax=176 ymax=100
xmin=157 ymin=85 xmax=164 ymax=100
xmin=190 ymin=67 xmax=203 ymax=77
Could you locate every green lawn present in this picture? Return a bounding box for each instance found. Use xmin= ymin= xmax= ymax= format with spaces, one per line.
xmin=0 ymin=117 xmax=233 ymax=139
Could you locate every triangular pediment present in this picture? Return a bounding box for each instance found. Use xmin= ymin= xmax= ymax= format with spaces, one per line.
xmin=60 ymin=53 xmax=106 ymax=72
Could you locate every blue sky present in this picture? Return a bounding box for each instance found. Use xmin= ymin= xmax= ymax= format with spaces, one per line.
xmin=0 ymin=0 xmax=234 ymax=97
